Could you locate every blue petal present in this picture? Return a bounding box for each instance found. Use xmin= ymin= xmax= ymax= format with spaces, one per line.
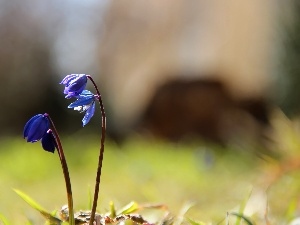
xmin=82 ymin=102 xmax=96 ymax=126
xmin=79 ymin=90 xmax=94 ymax=97
xmin=60 ymin=73 xmax=86 ymax=86
xmin=65 ymin=91 xmax=79 ymax=99
xmin=60 ymin=74 xmax=79 ymax=85
xmin=64 ymin=86 xmax=70 ymax=94
xmin=23 ymin=114 xmax=42 ymax=138
xmin=41 ymin=131 xmax=56 ymax=153
xmin=66 ymin=75 xmax=87 ymax=92
xmin=64 ymin=85 xmax=87 ymax=98
xmin=26 ymin=115 xmax=49 ymax=142
xmin=68 ymin=96 xmax=95 ymax=108
xmin=61 ymin=74 xmax=87 ymax=98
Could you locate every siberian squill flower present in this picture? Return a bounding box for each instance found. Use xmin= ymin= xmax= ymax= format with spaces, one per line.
xmin=23 ymin=114 xmax=56 ymax=153
xmin=60 ymin=74 xmax=88 ymax=98
xmin=68 ymin=90 xmax=96 ymax=126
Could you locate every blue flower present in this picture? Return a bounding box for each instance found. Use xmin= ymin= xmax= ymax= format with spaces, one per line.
xmin=41 ymin=130 xmax=57 ymax=153
xmin=68 ymin=90 xmax=96 ymax=126
xmin=23 ymin=114 xmax=56 ymax=153
xmin=24 ymin=114 xmax=49 ymax=142
xmin=60 ymin=74 xmax=88 ymax=98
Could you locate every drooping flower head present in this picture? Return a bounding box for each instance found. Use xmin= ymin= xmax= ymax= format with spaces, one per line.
xmin=23 ymin=114 xmax=56 ymax=153
xmin=41 ymin=130 xmax=57 ymax=153
xmin=60 ymin=74 xmax=88 ymax=98
xmin=68 ymin=90 xmax=96 ymax=126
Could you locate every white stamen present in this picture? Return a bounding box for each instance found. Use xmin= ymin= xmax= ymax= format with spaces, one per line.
xmin=74 ymin=103 xmax=92 ymax=113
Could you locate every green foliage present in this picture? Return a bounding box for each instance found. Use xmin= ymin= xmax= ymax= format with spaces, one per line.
xmin=0 ymin=137 xmax=270 ymax=224
xmin=14 ymin=189 xmax=62 ymax=225
xmin=0 ymin=213 xmax=11 ymax=225
xmin=229 ymin=212 xmax=254 ymax=225
xmin=109 ymin=201 xmax=116 ymax=218
xmin=234 ymin=190 xmax=252 ymax=225
xmin=186 ymin=217 xmax=206 ymax=225
xmin=3 ymin=111 xmax=300 ymax=224
xmin=117 ymin=201 xmax=139 ymax=215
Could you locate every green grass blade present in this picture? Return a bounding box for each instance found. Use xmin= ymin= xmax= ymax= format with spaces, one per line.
xmin=235 ymin=189 xmax=252 ymax=225
xmin=117 ymin=201 xmax=139 ymax=215
xmin=186 ymin=217 xmax=206 ymax=225
xmin=230 ymin=212 xmax=255 ymax=225
xmin=175 ymin=201 xmax=195 ymax=225
xmin=14 ymin=189 xmax=62 ymax=225
xmin=0 ymin=213 xmax=11 ymax=225
xmin=109 ymin=201 xmax=116 ymax=218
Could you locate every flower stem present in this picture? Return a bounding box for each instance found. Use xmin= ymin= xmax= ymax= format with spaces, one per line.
xmin=87 ymin=75 xmax=106 ymax=225
xmin=46 ymin=114 xmax=75 ymax=225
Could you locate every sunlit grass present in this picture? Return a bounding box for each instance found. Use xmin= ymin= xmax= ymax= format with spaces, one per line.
xmin=2 ymin=110 xmax=300 ymax=224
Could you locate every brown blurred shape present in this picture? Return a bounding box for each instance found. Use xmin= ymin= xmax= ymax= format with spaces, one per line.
xmin=137 ymin=77 xmax=270 ymax=144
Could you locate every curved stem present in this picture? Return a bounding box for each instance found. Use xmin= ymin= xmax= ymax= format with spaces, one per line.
xmin=87 ymin=75 xmax=106 ymax=225
xmin=46 ymin=114 xmax=75 ymax=225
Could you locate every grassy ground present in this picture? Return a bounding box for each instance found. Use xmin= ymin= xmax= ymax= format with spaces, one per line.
xmin=1 ymin=111 xmax=300 ymax=224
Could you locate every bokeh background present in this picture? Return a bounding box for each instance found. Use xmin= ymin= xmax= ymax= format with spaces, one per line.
xmin=0 ymin=0 xmax=298 ymax=140
xmin=2 ymin=0 xmax=300 ymax=224
xmin=0 ymin=0 xmax=300 ymax=141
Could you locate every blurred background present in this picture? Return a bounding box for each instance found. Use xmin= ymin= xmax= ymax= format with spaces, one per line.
xmin=0 ymin=0 xmax=298 ymax=143
xmin=2 ymin=0 xmax=300 ymax=224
